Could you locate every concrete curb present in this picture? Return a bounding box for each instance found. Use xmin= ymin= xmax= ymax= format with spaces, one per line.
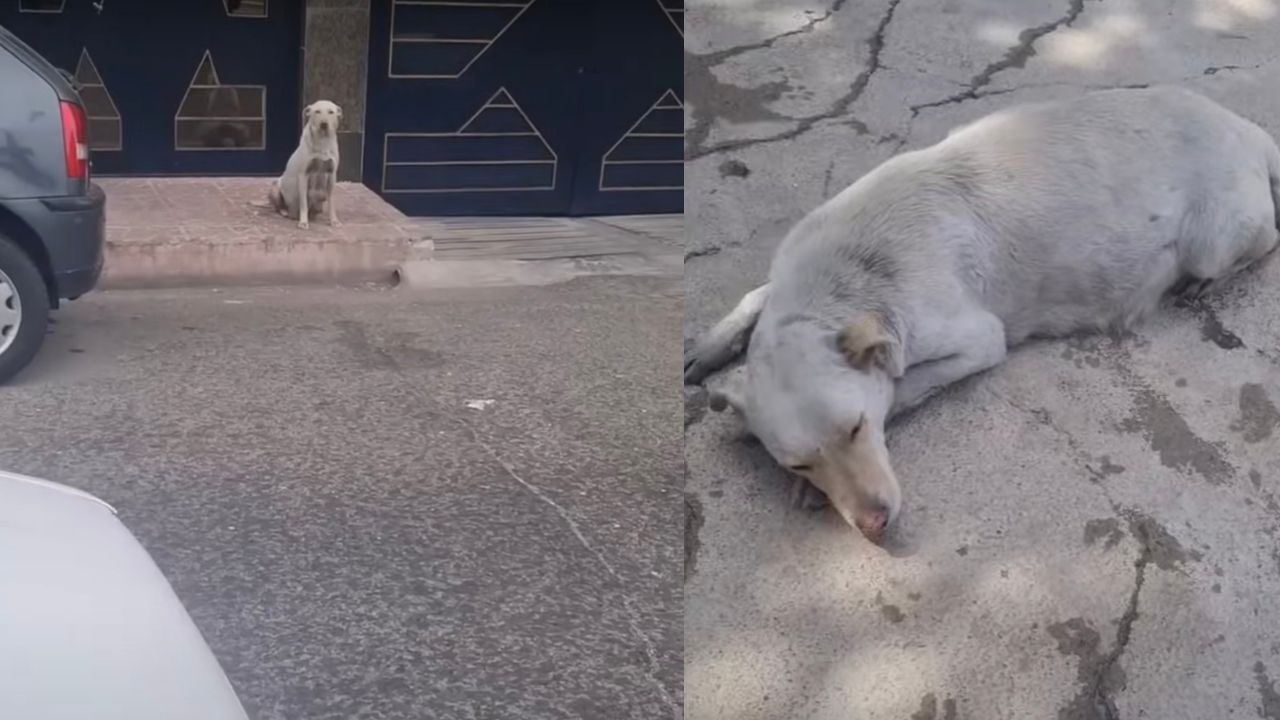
xmin=393 ymin=253 xmax=681 ymax=289
xmin=95 ymin=178 xmax=433 ymax=289
xmin=102 ymin=236 xmax=433 ymax=289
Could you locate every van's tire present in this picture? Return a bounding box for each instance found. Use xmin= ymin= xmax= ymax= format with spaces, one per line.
xmin=0 ymin=235 xmax=50 ymax=384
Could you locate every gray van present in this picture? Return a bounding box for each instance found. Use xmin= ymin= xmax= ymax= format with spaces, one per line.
xmin=0 ymin=24 xmax=105 ymax=383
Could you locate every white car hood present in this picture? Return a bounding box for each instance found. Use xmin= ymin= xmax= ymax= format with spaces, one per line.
xmin=0 ymin=470 xmax=249 ymax=720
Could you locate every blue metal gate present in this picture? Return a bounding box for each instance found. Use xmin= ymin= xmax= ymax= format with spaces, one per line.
xmin=0 ymin=0 xmax=302 ymax=176
xmin=365 ymin=0 xmax=683 ymax=216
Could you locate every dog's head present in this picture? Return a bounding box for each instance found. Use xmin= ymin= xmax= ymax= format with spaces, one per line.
xmin=711 ymin=311 xmax=904 ymax=542
xmin=304 ymin=100 xmax=342 ymax=136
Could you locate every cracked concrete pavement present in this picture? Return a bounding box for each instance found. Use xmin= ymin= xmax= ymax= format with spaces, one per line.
xmin=684 ymin=0 xmax=1280 ymax=718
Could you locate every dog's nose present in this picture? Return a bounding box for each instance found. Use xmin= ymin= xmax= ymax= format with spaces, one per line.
xmin=854 ymin=504 xmax=891 ymax=543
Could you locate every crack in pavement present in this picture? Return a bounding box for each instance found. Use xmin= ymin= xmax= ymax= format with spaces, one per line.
xmin=355 ymin=330 xmax=681 ymax=718
xmin=453 ymin=416 xmax=681 ymax=717
xmin=686 ymin=0 xmax=902 ymax=161
xmin=1053 ymin=505 xmax=1174 ymax=720
xmin=822 ymin=157 xmax=837 ymax=197
xmin=1082 ymin=522 xmax=1147 ymax=720
xmin=909 ymin=0 xmax=1089 ymax=116
xmin=683 ymin=0 xmax=852 ymax=158
xmin=693 ymin=0 xmax=852 ymax=67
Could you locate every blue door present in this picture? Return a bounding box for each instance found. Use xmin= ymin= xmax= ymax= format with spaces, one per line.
xmin=365 ymin=0 xmax=683 ymax=217
xmin=0 ymin=0 xmax=302 ymax=176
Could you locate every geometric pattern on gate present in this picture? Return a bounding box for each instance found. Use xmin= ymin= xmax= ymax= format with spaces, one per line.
xmin=599 ymin=89 xmax=683 ymax=192
xmin=388 ymin=0 xmax=536 ymax=79
xmin=173 ymin=50 xmax=268 ymax=151
xmin=656 ymin=0 xmax=683 ymax=37
xmin=74 ymin=48 xmax=123 ymax=152
xmin=381 ymin=87 xmax=557 ymax=194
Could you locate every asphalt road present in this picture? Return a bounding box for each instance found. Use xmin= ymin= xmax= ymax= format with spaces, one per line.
xmin=685 ymin=1 xmax=1280 ymax=718
xmin=0 ymin=277 xmax=682 ymax=720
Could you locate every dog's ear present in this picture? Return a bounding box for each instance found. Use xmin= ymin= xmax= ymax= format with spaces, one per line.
xmin=302 ymin=103 xmax=313 ymax=121
xmin=836 ymin=312 xmax=905 ymax=378
xmin=336 ymin=105 xmax=343 ymax=119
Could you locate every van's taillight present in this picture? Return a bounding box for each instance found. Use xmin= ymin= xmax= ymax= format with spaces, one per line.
xmin=59 ymin=100 xmax=88 ymax=180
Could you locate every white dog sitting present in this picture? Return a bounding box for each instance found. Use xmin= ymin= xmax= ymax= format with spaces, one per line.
xmin=269 ymin=100 xmax=342 ymax=229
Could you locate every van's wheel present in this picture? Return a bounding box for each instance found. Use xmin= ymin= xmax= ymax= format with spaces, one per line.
xmin=0 ymin=236 xmax=50 ymax=384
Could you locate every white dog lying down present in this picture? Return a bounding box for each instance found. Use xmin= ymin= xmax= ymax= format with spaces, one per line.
xmin=684 ymin=86 xmax=1280 ymax=543
xmin=268 ymin=100 xmax=342 ymax=229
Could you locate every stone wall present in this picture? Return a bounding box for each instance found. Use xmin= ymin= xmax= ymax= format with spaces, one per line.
xmin=303 ymin=0 xmax=369 ymax=182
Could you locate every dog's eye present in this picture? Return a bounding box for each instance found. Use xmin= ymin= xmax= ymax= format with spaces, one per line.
xmin=789 ymin=464 xmax=813 ymax=473
xmin=850 ymin=419 xmax=864 ymax=439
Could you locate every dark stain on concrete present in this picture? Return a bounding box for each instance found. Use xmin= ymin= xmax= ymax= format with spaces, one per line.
xmin=912 ymin=693 xmax=938 ymax=720
xmin=685 ymin=0 xmax=902 ymax=160
xmin=1211 ymin=582 xmax=1221 ymax=593
xmin=1048 ymin=618 xmax=1102 ymax=662
xmin=1119 ymin=385 xmax=1233 ymax=484
xmin=335 ymin=320 xmax=399 ymax=370
xmin=1235 ymin=383 xmax=1280 ymax=443
xmin=684 ymin=50 xmax=793 ymax=157
xmin=1175 ymin=377 xmax=1188 ymax=388
xmin=684 ymin=246 xmax=723 ymax=262
xmin=684 ymin=491 xmax=704 ymax=582
xmin=1048 ymin=617 xmax=1127 ymax=720
xmin=385 ymin=331 xmax=447 ymax=368
xmin=1098 ymin=456 xmax=1125 ymax=475
xmin=876 ymin=591 xmax=905 ymax=623
xmin=911 ymin=693 xmax=957 ymax=720
xmin=1060 ymin=342 xmax=1102 ymax=369
xmin=1192 ymin=299 xmax=1246 ymax=349
xmin=1056 ymin=504 xmax=1195 ymax=718
xmin=955 ymin=545 xmax=969 ymax=556
xmin=718 ymin=158 xmax=751 ymax=178
xmin=1252 ymin=469 xmax=1264 ymax=490
xmin=685 ymin=386 xmax=708 ymax=428
xmin=1123 ymin=509 xmax=1198 ymax=570
xmin=1256 ymin=661 xmax=1280 ymax=720
xmin=908 ymin=591 xmax=922 ymax=601
xmin=1085 ymin=455 xmax=1127 ymax=484
xmin=1084 ymin=518 xmax=1124 ymax=550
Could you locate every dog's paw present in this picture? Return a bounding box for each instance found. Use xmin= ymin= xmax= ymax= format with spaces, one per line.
xmin=297 ymin=219 xmax=310 ymax=230
xmin=329 ymin=217 xmax=342 ymax=227
xmin=683 ymin=340 xmax=726 ymax=386
xmin=684 ymin=346 xmax=710 ymax=385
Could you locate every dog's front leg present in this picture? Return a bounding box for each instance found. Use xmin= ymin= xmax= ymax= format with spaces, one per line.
xmin=326 ymin=172 xmax=340 ymax=226
xmin=890 ymin=311 xmax=1007 ymax=417
xmin=296 ymin=171 xmax=310 ymax=229
xmin=684 ymin=283 xmax=770 ymax=385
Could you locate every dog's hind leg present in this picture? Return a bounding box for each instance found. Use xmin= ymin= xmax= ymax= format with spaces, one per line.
xmin=265 ymin=180 xmax=289 ymax=216
xmin=890 ymin=309 xmax=1007 ymax=418
xmin=684 ymin=283 xmax=770 ymax=385
xmin=1177 ymin=222 xmax=1278 ymax=301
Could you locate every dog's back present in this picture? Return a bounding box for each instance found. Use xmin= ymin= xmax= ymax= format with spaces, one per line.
xmin=767 ymin=86 xmax=1280 ymax=344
